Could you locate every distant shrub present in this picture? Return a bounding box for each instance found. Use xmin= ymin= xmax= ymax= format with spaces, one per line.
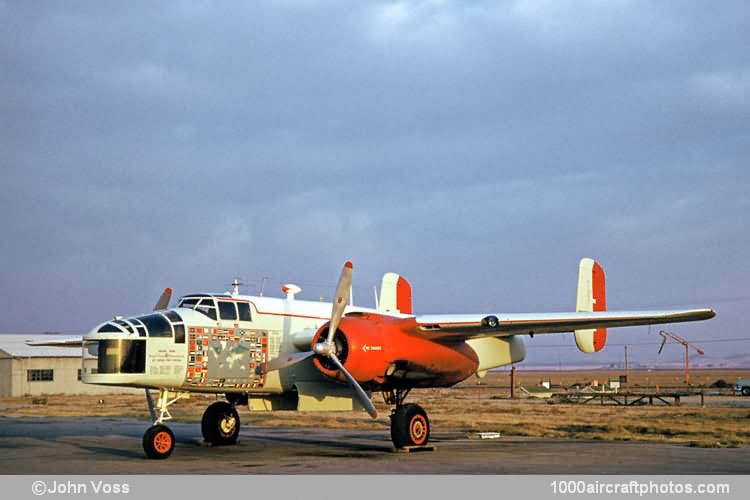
xmin=711 ymin=379 xmax=731 ymax=388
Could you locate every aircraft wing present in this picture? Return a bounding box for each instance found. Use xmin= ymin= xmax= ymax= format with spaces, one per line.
xmin=414 ymin=309 xmax=716 ymax=341
xmin=25 ymin=338 xmax=84 ymax=348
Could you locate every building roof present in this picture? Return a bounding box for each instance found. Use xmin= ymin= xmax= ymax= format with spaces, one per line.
xmin=0 ymin=334 xmax=82 ymax=358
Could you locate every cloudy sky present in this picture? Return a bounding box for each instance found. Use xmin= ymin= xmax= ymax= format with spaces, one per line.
xmin=1 ymin=1 xmax=748 ymax=366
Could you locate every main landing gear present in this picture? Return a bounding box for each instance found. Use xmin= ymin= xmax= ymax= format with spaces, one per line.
xmin=383 ymin=389 xmax=430 ymax=449
xmin=201 ymin=401 xmax=240 ymax=446
xmin=142 ymin=389 xmax=243 ymax=459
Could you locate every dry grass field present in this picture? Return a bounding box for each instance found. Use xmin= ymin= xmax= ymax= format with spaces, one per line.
xmin=2 ymin=369 xmax=749 ymax=448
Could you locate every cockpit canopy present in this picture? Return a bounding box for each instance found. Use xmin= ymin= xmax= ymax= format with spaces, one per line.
xmin=176 ymin=294 xmax=252 ymax=322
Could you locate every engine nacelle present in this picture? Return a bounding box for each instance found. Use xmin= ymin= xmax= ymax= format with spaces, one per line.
xmin=312 ymin=313 xmax=479 ymax=388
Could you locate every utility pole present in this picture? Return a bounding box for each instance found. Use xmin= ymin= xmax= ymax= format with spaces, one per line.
xmin=658 ymin=330 xmax=705 ymax=386
xmin=510 ymin=366 xmax=516 ymax=399
xmin=624 ymin=344 xmax=629 ymax=390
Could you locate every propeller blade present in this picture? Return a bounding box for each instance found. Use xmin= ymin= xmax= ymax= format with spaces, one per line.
xmin=328 ymin=352 xmax=378 ymax=419
xmin=265 ymin=351 xmax=314 ymax=372
xmin=153 ymin=288 xmax=173 ymax=311
xmin=327 ymin=261 xmax=353 ymax=344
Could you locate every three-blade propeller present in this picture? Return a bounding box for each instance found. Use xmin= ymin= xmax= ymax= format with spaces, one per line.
xmin=267 ymin=261 xmax=377 ymax=419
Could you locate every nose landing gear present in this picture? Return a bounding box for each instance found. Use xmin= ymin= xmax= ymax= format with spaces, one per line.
xmin=142 ymin=388 xmax=190 ymax=459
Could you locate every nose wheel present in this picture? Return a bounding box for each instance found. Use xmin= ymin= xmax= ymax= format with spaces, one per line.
xmin=143 ymin=424 xmax=175 ymax=459
xmin=201 ymin=401 xmax=240 ymax=446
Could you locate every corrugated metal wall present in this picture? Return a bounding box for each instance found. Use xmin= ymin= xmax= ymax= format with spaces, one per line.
xmin=0 ymin=356 xmax=139 ymax=397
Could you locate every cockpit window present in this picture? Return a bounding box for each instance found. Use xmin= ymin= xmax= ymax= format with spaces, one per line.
xmin=176 ymin=296 xmax=217 ymax=321
xmin=173 ymin=324 xmax=185 ymax=344
xmin=164 ymin=311 xmax=185 ymax=344
xmin=129 ymin=318 xmax=147 ymax=337
xmin=97 ymin=323 xmax=122 ymax=333
xmin=218 ymin=301 xmax=237 ymax=321
xmin=114 ymin=320 xmax=134 ymax=334
xmin=177 ymin=298 xmax=198 ymax=309
xmin=237 ymin=302 xmax=252 ymax=322
xmin=137 ymin=313 xmax=172 ymax=338
xmin=194 ymin=298 xmax=217 ymax=320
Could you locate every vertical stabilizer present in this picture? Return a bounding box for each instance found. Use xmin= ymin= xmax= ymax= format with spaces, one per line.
xmin=574 ymin=257 xmax=607 ymax=353
xmin=378 ymin=273 xmax=413 ymax=314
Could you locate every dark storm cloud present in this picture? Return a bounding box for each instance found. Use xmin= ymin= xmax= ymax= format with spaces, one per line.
xmin=1 ymin=1 xmax=748 ymax=364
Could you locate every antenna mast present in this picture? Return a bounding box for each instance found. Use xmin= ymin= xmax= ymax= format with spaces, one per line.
xmin=231 ymin=278 xmax=243 ymax=296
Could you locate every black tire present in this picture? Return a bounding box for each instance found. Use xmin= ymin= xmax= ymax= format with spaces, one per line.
xmin=390 ymin=403 xmax=430 ymax=448
xmin=201 ymin=401 xmax=240 ymax=445
xmin=143 ymin=424 xmax=175 ymax=459
xmin=742 ymin=387 xmax=750 ymax=397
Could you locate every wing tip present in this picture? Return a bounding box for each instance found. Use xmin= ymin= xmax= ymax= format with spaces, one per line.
xmin=702 ymin=308 xmax=717 ymax=320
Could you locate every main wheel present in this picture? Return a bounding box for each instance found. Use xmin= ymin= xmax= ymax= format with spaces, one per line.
xmin=201 ymin=401 xmax=240 ymax=445
xmin=143 ymin=424 xmax=175 ymax=459
xmin=390 ymin=403 xmax=430 ymax=448
xmin=742 ymin=386 xmax=750 ymax=397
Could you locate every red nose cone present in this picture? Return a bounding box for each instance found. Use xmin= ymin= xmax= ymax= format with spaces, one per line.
xmin=345 ymin=261 xmax=353 ymax=269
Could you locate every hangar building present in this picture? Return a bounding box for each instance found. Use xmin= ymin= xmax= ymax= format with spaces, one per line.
xmin=0 ymin=334 xmax=136 ymax=397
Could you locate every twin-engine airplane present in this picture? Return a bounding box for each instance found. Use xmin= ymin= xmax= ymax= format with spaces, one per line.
xmin=31 ymin=258 xmax=714 ymax=458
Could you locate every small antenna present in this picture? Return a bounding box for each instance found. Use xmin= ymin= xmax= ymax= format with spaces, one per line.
xmin=373 ymin=285 xmax=379 ymax=310
xmin=259 ymin=276 xmax=269 ymax=296
xmin=231 ymin=278 xmax=243 ymax=295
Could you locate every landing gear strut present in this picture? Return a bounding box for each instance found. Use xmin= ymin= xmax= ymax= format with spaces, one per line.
xmin=142 ymin=389 xmax=190 ymax=459
xmin=384 ymin=388 xmax=430 ymax=449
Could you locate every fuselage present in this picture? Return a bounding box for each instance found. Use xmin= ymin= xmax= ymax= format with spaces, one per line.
xmin=81 ymin=291 xmax=526 ymax=394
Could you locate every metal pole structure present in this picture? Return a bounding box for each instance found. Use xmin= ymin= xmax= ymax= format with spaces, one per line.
xmin=510 ymin=366 xmax=516 ymax=399
xmin=658 ymin=330 xmax=703 ymax=387
xmin=624 ymin=344 xmax=629 ymax=390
